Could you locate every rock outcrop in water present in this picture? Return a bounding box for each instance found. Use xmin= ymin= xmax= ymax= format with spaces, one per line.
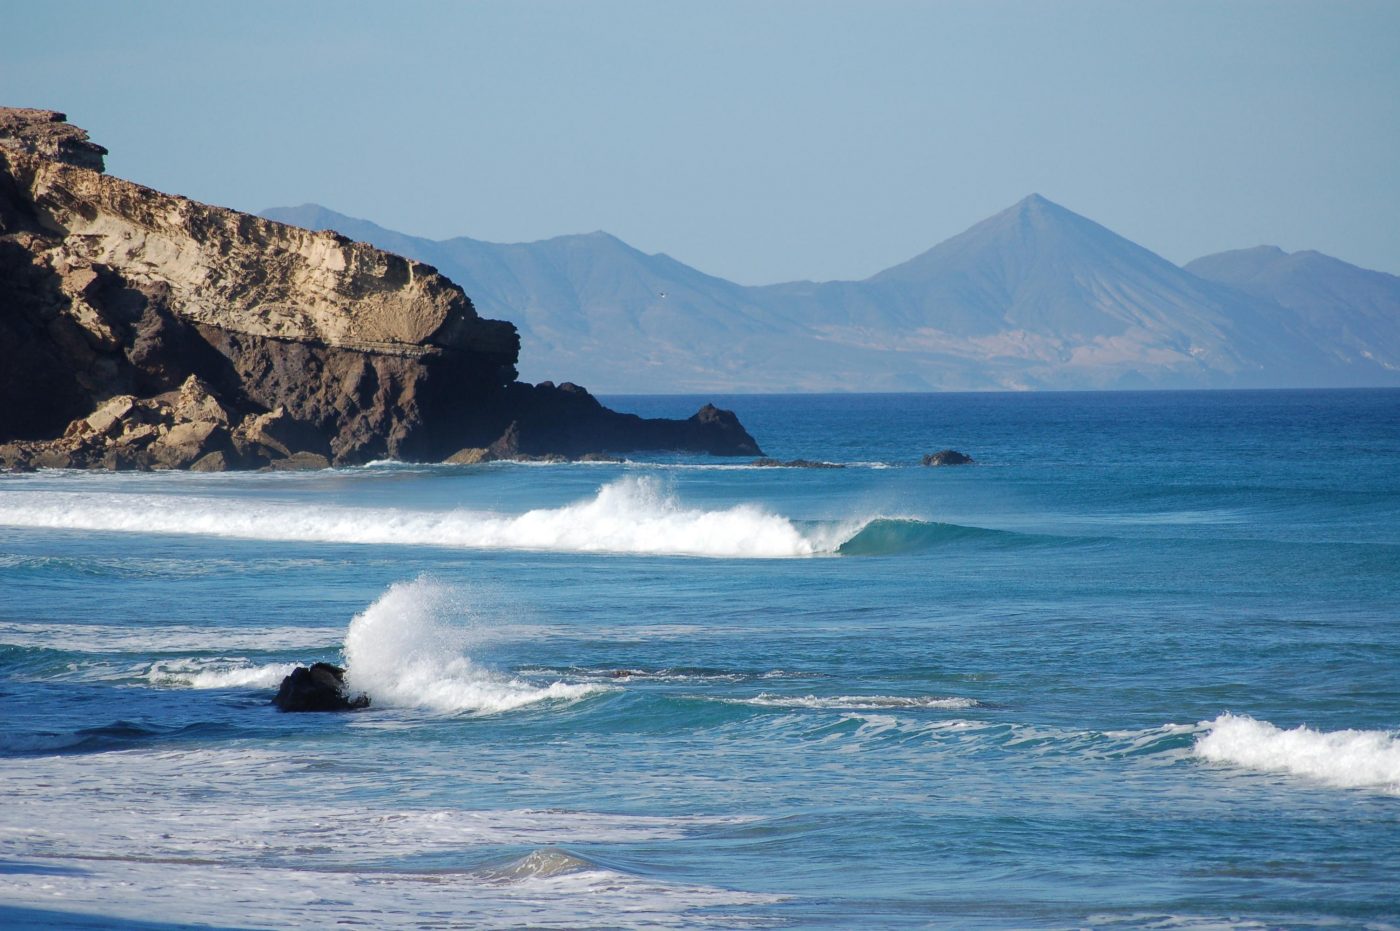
xmin=0 ymin=108 xmax=762 ymax=470
xmin=750 ymin=458 xmax=844 ymax=469
xmin=272 ymin=663 xmax=369 ymax=712
xmin=921 ymin=449 xmax=974 ymax=466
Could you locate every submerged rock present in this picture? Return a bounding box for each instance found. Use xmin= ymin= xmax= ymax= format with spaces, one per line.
xmin=921 ymin=449 xmax=974 ymax=466
xmin=750 ymin=458 xmax=844 ymax=469
xmin=272 ymin=662 xmax=370 ymax=712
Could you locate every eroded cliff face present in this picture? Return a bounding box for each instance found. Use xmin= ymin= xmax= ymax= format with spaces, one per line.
xmin=0 ymin=108 xmax=760 ymax=469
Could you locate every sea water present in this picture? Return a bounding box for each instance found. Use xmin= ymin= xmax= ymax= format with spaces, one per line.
xmin=1 ymin=389 xmax=1397 ymax=929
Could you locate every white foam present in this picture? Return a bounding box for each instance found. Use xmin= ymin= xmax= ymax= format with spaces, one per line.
xmin=144 ymin=659 xmax=298 ymax=689
xmin=1194 ymin=713 xmax=1400 ymax=794
xmin=0 ymin=620 xmax=339 ymax=653
xmin=736 ymin=693 xmax=978 ymax=710
xmin=0 ymin=476 xmax=857 ymax=558
xmin=343 ymin=578 xmax=607 ymax=714
xmin=0 ymin=741 xmax=775 ymax=929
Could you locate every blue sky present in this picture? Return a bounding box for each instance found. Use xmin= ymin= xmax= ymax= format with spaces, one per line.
xmin=5 ymin=0 xmax=1397 ymax=283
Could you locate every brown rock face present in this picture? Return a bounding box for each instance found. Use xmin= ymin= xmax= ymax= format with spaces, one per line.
xmin=0 ymin=108 xmax=763 ymax=469
xmin=0 ymin=108 xmax=107 ymax=171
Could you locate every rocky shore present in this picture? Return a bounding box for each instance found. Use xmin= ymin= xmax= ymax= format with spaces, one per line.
xmin=0 ymin=108 xmax=761 ymax=470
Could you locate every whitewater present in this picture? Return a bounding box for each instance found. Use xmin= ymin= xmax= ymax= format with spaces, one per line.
xmin=2 ymin=389 xmax=1399 ymax=930
xmin=0 ymin=475 xmax=864 ymax=558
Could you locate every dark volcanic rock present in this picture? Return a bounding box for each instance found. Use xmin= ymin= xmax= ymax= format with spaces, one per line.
xmin=750 ymin=458 xmax=843 ymax=469
xmin=0 ymin=108 xmax=765 ymax=469
xmin=922 ymin=449 xmax=974 ymax=466
xmin=440 ymin=386 xmax=763 ymax=462
xmin=272 ymin=663 xmax=369 ymax=712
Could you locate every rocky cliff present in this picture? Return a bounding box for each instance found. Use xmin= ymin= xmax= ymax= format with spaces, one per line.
xmin=0 ymin=108 xmax=760 ymax=470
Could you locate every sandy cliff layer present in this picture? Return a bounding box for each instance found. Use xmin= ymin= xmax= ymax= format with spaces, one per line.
xmin=0 ymin=108 xmax=760 ymax=469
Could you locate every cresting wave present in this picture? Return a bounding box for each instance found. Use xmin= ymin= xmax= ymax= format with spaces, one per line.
xmin=0 ymin=477 xmax=1048 ymax=558
xmin=0 ymin=477 xmax=849 ymax=558
xmin=1194 ymin=713 xmax=1400 ymax=794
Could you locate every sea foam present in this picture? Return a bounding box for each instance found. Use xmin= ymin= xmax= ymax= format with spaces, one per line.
xmin=1195 ymin=713 xmax=1400 ymax=794
xmin=343 ymin=578 xmax=605 ymax=714
xmin=146 ymin=659 xmax=298 ymax=689
xmin=0 ymin=476 xmax=852 ymax=558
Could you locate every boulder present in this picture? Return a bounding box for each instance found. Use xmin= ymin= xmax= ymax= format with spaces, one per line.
xmin=84 ymin=395 xmax=137 ymax=437
xmin=272 ymin=663 xmax=369 ymax=712
xmin=30 ymin=448 xmax=75 ymax=469
xmin=172 ymin=375 xmax=232 ymax=426
xmin=445 ymin=446 xmax=490 ymax=465
xmin=190 ymin=450 xmax=235 ymax=472
xmin=148 ymin=420 xmax=231 ymax=469
xmin=922 ymin=449 xmax=974 ymax=466
xmin=101 ymin=448 xmax=146 ymax=471
xmin=0 ymin=443 xmax=29 ymax=469
xmin=266 ymin=451 xmax=331 ymax=471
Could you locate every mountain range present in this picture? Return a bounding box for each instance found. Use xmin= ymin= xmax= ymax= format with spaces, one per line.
xmin=261 ymin=196 xmax=1400 ymax=392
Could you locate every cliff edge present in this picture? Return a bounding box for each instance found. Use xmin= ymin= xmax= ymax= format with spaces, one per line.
xmin=0 ymin=108 xmax=761 ymax=470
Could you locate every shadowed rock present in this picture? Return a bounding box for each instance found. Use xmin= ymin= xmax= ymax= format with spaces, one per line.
xmin=922 ymin=449 xmax=974 ymax=466
xmin=272 ymin=663 xmax=369 ymax=712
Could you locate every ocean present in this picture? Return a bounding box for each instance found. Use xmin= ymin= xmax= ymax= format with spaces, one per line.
xmin=1 ymin=389 xmax=1398 ymax=930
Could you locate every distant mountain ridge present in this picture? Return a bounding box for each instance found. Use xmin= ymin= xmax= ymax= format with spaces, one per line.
xmin=1186 ymin=246 xmax=1400 ymax=374
xmin=261 ymin=198 xmax=1400 ymax=392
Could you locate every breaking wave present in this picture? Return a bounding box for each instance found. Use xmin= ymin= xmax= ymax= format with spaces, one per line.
xmin=133 ymin=579 xmax=606 ymax=715
xmin=1194 ymin=713 xmax=1400 ymax=794
xmin=0 ymin=477 xmax=852 ymax=558
xmin=342 ymin=578 xmax=606 ymax=714
xmin=0 ymin=477 xmax=1059 ymax=559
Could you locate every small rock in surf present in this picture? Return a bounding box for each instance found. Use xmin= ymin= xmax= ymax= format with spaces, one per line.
xmin=921 ymin=450 xmax=974 ymax=466
xmin=272 ymin=662 xmax=370 ymax=712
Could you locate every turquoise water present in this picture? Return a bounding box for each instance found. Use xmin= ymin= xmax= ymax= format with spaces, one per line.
xmin=1 ymin=390 xmax=1398 ymax=929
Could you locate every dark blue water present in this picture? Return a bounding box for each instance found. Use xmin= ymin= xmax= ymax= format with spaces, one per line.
xmin=1 ymin=390 xmax=1397 ymax=929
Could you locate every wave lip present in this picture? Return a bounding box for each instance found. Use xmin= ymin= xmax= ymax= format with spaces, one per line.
xmin=1194 ymin=713 xmax=1400 ymax=794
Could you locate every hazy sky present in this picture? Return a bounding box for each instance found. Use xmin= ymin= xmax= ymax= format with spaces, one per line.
xmin=5 ymin=1 xmax=1398 ymax=284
